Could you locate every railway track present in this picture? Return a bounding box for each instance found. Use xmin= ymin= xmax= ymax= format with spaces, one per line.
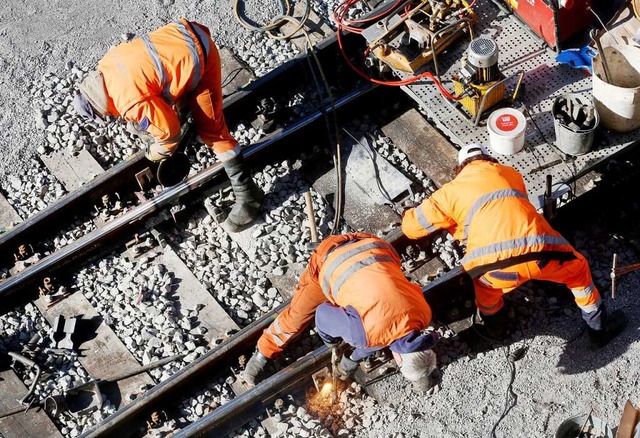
xmin=2 ymin=1 xmax=640 ymax=437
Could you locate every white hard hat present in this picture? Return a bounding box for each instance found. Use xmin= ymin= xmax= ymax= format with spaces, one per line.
xmin=458 ymin=143 xmax=488 ymax=165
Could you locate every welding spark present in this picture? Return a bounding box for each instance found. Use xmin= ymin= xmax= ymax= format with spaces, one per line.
xmin=320 ymin=382 xmax=333 ymax=397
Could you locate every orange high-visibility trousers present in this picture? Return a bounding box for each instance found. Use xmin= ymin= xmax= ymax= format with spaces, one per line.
xmin=475 ymin=251 xmax=601 ymax=315
xmin=188 ymin=42 xmax=239 ymax=161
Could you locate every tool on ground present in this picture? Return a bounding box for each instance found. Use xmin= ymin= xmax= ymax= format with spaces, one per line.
xmin=452 ymin=36 xmax=525 ymax=125
xmin=7 ymin=352 xmax=41 ymax=405
xmin=365 ymin=0 xmax=476 ymax=75
xmin=610 ymin=253 xmax=640 ymax=299
xmin=50 ymin=314 xmax=78 ymax=350
xmin=62 ymin=353 xmax=185 ymax=418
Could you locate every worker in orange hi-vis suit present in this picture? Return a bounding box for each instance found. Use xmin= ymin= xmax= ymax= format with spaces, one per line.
xmin=72 ymin=18 xmax=263 ymax=231
xmin=402 ymin=143 xmax=627 ymax=348
xmin=241 ymin=233 xmax=440 ymax=392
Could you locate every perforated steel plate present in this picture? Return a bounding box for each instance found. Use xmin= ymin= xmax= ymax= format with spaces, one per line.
xmin=362 ymin=1 xmax=640 ymax=208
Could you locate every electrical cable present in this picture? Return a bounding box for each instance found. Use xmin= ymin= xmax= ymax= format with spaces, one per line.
xmin=341 ymin=128 xmax=397 ymax=206
xmin=232 ymin=1 xmax=345 ymax=234
xmin=221 ymin=66 xmax=253 ymax=88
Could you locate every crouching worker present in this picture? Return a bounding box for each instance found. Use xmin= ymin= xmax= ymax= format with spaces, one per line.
xmin=402 ymin=143 xmax=627 ymax=347
xmin=241 ymin=233 xmax=441 ymax=392
xmin=72 ymin=18 xmax=263 ymax=231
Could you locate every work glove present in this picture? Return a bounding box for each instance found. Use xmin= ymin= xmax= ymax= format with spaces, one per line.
xmin=336 ymin=353 xmax=360 ymax=380
xmin=240 ymin=350 xmax=269 ymax=387
xmin=145 ymin=142 xmax=173 ymax=163
xmin=587 ymin=309 xmax=628 ymax=349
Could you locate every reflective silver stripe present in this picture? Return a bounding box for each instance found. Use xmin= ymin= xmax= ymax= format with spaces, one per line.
xmin=416 ymin=206 xmax=437 ymax=234
xmin=141 ymin=35 xmax=172 ymax=103
xmin=320 ymin=240 xmax=395 ymax=298
xmin=266 ymin=318 xmax=288 ymax=347
xmin=577 ymin=298 xmax=601 ymax=313
xmin=463 ymin=189 xmax=528 ymax=241
xmin=192 ymin=24 xmax=211 ymax=59
xmin=461 ymin=234 xmax=570 ymax=266
xmin=331 ymin=254 xmax=395 ymax=299
xmin=217 ymin=146 xmax=241 ymax=162
xmin=173 ymin=21 xmax=202 ymax=91
xmin=571 ymin=283 xmax=596 ymax=299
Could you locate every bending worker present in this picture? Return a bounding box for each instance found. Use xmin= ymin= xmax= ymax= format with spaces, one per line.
xmin=73 ymin=18 xmax=263 ymax=231
xmin=402 ymin=143 xmax=627 ymax=348
xmin=241 ymin=233 xmax=440 ymax=392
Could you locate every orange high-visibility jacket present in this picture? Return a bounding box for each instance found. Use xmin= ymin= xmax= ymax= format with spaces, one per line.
xmin=257 ymin=233 xmax=432 ymax=358
xmin=98 ymin=18 xmax=237 ymax=157
xmin=402 ymin=160 xmax=574 ymax=272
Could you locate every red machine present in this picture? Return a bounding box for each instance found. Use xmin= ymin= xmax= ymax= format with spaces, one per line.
xmin=502 ymin=0 xmax=594 ymax=49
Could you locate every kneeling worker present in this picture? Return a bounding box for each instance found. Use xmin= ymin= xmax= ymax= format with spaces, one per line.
xmin=73 ymin=18 xmax=263 ymax=231
xmin=241 ymin=233 xmax=440 ymax=392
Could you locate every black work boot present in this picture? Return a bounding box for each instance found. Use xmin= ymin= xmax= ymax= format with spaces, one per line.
xmin=475 ymin=308 xmax=509 ymax=341
xmin=222 ymin=153 xmax=264 ymax=232
xmin=587 ymin=308 xmax=628 ymax=349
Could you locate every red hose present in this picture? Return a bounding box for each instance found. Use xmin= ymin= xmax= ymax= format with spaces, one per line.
xmin=334 ymin=0 xmax=462 ymax=100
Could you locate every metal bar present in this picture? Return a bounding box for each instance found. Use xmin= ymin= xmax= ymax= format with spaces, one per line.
xmin=611 ymin=253 xmax=617 ymax=299
xmin=0 ymin=84 xmax=374 ymax=308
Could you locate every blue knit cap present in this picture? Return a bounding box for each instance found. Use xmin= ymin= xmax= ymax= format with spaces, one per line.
xmin=73 ymin=92 xmax=105 ymax=124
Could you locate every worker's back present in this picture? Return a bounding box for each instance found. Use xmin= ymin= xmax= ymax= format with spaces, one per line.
xmin=318 ymin=235 xmax=431 ymax=348
xmin=99 ymin=19 xmax=210 ymax=115
xmin=439 ymin=160 xmax=571 ymax=270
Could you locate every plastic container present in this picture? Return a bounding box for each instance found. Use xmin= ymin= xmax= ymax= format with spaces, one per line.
xmin=487 ymin=107 xmax=527 ymax=155
xmin=592 ymin=45 xmax=640 ymax=133
xmin=555 ymin=413 xmax=613 ymax=438
xmin=552 ymin=93 xmax=599 ymax=156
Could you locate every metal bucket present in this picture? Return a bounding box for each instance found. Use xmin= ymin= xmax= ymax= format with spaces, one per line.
xmin=592 ymin=45 xmax=640 ymax=133
xmin=555 ymin=413 xmax=614 ymax=438
xmin=552 ymin=93 xmax=599 ymax=156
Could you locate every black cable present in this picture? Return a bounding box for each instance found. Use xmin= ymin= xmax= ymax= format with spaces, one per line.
xmin=221 ymin=66 xmax=253 ymax=89
xmin=341 ymin=128 xmax=396 ymax=206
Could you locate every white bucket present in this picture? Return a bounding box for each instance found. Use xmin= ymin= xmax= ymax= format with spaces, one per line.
xmin=487 ymin=107 xmax=526 ymax=155
xmin=592 ymin=45 xmax=640 ymax=133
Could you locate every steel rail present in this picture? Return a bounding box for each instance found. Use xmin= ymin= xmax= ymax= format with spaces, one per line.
xmin=0 ymin=30 xmax=365 ymax=268
xmin=0 ymin=83 xmax=375 ymax=309
xmin=78 ymin=225 xmax=467 ymax=437
xmin=0 ymin=153 xmax=147 ymax=266
xmin=158 ymin=267 xmax=469 ymax=437
xmin=79 ymin=303 xmax=285 ymax=438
